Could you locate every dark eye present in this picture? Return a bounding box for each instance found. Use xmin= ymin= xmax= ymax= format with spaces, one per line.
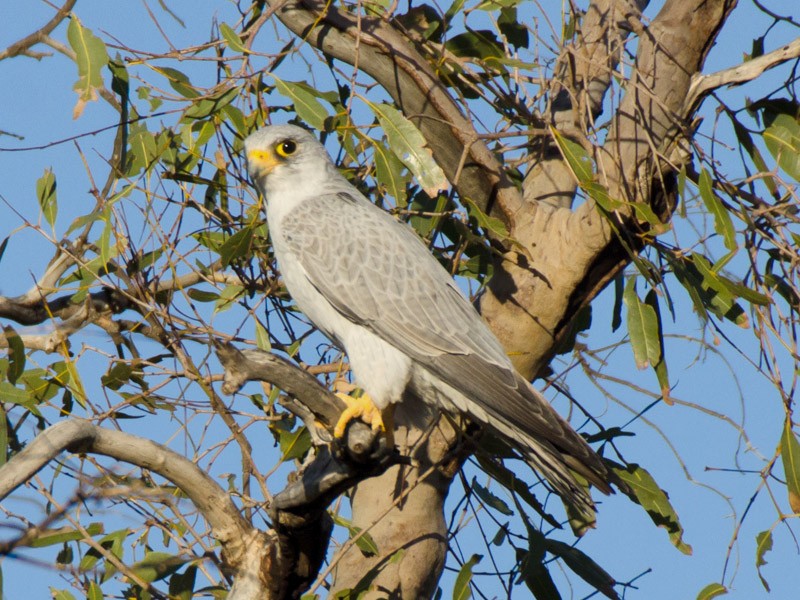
xmin=276 ymin=139 xmax=297 ymax=157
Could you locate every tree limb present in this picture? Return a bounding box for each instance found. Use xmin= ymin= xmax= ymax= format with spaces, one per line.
xmin=684 ymin=36 xmax=800 ymax=114
xmin=0 ymin=0 xmax=77 ymax=61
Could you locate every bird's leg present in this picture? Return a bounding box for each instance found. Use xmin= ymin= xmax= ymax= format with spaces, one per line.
xmin=334 ymin=392 xmax=395 ymax=448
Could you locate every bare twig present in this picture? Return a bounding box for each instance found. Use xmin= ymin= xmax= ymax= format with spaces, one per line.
xmin=0 ymin=0 xmax=77 ymax=61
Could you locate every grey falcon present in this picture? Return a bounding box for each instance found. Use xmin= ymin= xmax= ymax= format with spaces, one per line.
xmin=244 ymin=124 xmax=620 ymax=519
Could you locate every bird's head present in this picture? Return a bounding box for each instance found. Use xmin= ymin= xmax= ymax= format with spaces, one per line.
xmin=244 ymin=125 xmax=337 ymax=200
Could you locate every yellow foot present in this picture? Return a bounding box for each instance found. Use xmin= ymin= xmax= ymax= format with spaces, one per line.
xmin=334 ymin=392 xmax=395 ymax=448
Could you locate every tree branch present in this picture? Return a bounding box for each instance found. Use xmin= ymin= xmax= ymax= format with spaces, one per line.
xmin=0 ymin=0 xmax=77 ymax=61
xmin=684 ymin=36 xmax=800 ymax=113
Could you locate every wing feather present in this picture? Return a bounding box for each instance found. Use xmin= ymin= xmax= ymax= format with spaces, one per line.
xmin=280 ymin=190 xmax=608 ymax=482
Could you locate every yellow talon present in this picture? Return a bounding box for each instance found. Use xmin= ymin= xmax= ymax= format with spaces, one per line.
xmin=334 ymin=392 xmax=395 ymax=448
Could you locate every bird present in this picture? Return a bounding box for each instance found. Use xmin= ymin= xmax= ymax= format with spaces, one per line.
xmin=244 ymin=123 xmax=620 ymax=524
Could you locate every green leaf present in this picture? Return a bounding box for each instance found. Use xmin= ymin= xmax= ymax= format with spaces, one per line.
xmin=498 ymin=7 xmax=529 ymax=50
xmin=50 ymin=589 xmax=77 ymax=600
xmin=187 ymin=288 xmax=220 ymax=303
xmin=544 ymin=539 xmax=616 ymax=598
xmin=780 ymin=418 xmax=800 ymax=513
xmin=79 ymin=528 xmax=129 ymax=575
xmin=331 ymin=515 xmax=380 ymax=557
xmin=472 ymin=479 xmax=513 ymax=515
xmin=130 ymin=551 xmax=187 ymax=583
xmin=87 ymin=581 xmax=104 ymax=600
xmin=0 ymin=381 xmax=34 ymax=407
xmin=279 ymin=425 xmax=311 ymax=462
xmin=3 ymin=326 xmax=25 ymax=385
xmin=213 ymin=284 xmax=244 ymax=314
xmin=611 ymin=273 xmax=624 ymax=332
xmin=98 ymin=210 xmax=114 ymax=271
xmin=691 ymin=253 xmax=750 ymax=328
xmin=255 ymin=320 xmax=272 ymax=351
xmin=446 ymin=29 xmax=504 ymax=61
xmin=155 ymin=66 xmax=199 ymax=98
xmin=184 ymin=86 xmax=240 ymax=120
xmin=518 ymin=528 xmax=561 ymax=600
xmin=551 ymin=128 xmax=593 ymax=184
xmin=616 ymin=464 xmax=692 ymax=554
xmin=696 ymin=582 xmax=727 ymax=600
xmin=101 ymin=362 xmax=133 ymax=391
xmin=219 ymin=22 xmax=248 ymax=54
xmin=644 ymin=290 xmax=671 ymax=404
xmin=698 ymin=168 xmax=737 ymax=253
xmin=273 ymin=78 xmax=329 ymax=131
xmin=463 ymin=197 xmax=510 ymax=239
xmin=36 ymin=169 xmax=58 ymax=228
xmin=730 ymin=114 xmax=777 ymax=195
xmin=169 ymin=565 xmax=198 ymax=600
xmin=763 ymin=111 xmax=800 ymax=182
xmin=0 ymin=404 xmax=7 ymax=466
xmin=367 ymin=102 xmax=448 ymax=196
xmin=27 ymin=523 xmax=104 ymax=548
xmin=219 ymin=226 xmax=254 ymax=267
xmin=755 ymin=529 xmax=773 ymax=591
xmin=623 ymin=278 xmax=661 ymax=369
xmin=452 ymin=554 xmax=481 ymax=600
xmin=372 ymin=139 xmax=409 ymax=204
xmin=66 ymin=17 xmax=109 ymax=118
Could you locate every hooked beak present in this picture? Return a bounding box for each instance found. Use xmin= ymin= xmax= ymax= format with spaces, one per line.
xmin=247 ymin=148 xmax=280 ymax=179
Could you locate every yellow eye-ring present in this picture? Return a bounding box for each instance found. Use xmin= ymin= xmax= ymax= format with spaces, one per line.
xmin=275 ymin=139 xmax=297 ymax=157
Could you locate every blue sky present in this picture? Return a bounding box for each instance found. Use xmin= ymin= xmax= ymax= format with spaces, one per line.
xmin=0 ymin=1 xmax=798 ymax=598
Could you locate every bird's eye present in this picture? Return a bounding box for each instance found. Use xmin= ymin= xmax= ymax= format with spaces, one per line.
xmin=275 ymin=139 xmax=297 ymax=157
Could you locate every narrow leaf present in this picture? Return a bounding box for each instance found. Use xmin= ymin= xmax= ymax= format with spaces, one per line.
xmin=27 ymin=523 xmax=104 ymax=548
xmin=331 ymin=515 xmax=380 ymax=557
xmin=169 ymin=565 xmax=197 ymax=600
xmin=644 ymin=290 xmax=672 ymax=404
xmin=3 ymin=326 xmax=25 ymax=385
xmin=87 ymin=581 xmax=104 ymax=600
xmin=623 ymin=278 xmax=661 ymax=369
xmin=696 ymin=583 xmax=727 ymax=600
xmin=368 ymin=102 xmax=448 ymax=196
xmin=551 ymin=127 xmax=592 ymax=183
xmin=67 ymin=17 xmax=109 ymax=118
xmin=472 ymin=479 xmax=513 ymax=515
xmin=780 ymin=418 xmax=800 ymax=513
xmin=130 ymin=551 xmax=187 ymax=583
xmin=544 ymin=539 xmax=617 ymax=598
xmin=36 ymin=169 xmax=58 ymax=228
xmin=279 ymin=425 xmax=311 ymax=462
xmin=755 ymin=529 xmax=773 ymax=591
xmin=274 ymin=78 xmax=329 ymax=130
xmin=698 ymin=168 xmax=737 ymax=253
xmin=372 ymin=139 xmax=409 ymax=204
xmin=255 ymin=320 xmax=272 ymax=351
xmin=616 ymin=463 xmax=692 ymax=554
xmin=763 ymin=111 xmax=800 ymax=182
xmin=219 ymin=226 xmax=254 ymax=267
xmin=219 ymin=23 xmax=248 ymax=54
xmin=452 ymin=554 xmax=481 ymax=600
